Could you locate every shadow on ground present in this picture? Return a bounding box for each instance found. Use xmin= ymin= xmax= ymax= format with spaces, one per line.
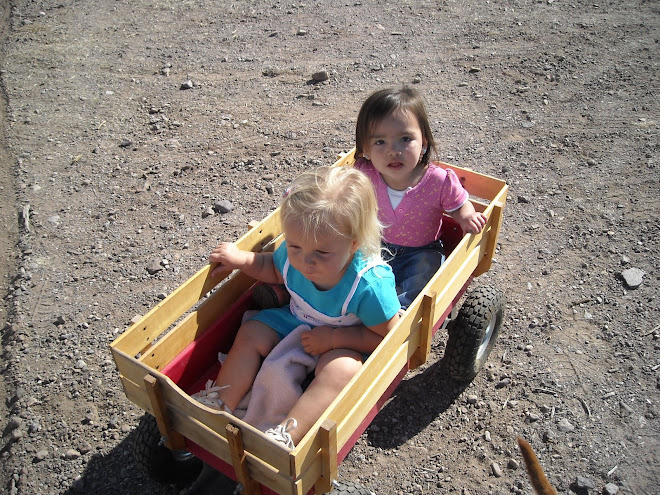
xmin=363 ymin=353 xmax=469 ymax=449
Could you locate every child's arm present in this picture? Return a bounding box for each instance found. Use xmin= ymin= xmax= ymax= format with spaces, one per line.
xmin=209 ymin=242 xmax=284 ymax=284
xmin=300 ymin=314 xmax=399 ymax=356
xmin=448 ymin=201 xmax=487 ymax=235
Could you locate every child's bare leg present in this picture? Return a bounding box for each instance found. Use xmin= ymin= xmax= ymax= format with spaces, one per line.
xmin=213 ymin=319 xmax=280 ymax=411
xmin=285 ymin=349 xmax=363 ymax=445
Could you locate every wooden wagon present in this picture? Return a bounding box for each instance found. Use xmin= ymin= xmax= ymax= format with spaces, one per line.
xmin=110 ymin=149 xmax=508 ymax=494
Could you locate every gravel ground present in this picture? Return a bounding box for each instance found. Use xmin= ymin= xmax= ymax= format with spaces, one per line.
xmin=0 ymin=0 xmax=658 ymax=494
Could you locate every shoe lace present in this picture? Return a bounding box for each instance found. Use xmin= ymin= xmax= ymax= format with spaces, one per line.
xmin=192 ymin=379 xmax=231 ymax=412
xmin=267 ymin=418 xmax=297 ymax=449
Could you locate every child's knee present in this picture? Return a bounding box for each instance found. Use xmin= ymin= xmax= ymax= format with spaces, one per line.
xmin=316 ymin=352 xmax=362 ymax=385
xmin=234 ymin=320 xmax=280 ymax=354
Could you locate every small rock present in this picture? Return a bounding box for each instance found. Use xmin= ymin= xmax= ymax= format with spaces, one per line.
xmin=542 ymin=429 xmax=557 ymax=443
xmin=571 ymin=475 xmax=595 ymax=491
xmin=213 ymin=200 xmax=234 ymax=214
xmin=79 ymin=441 xmax=93 ymax=454
xmin=312 ymin=70 xmax=329 ymax=82
xmin=517 ymin=195 xmax=530 ymax=204
xmin=619 ymin=401 xmax=634 ymax=416
xmin=495 ymin=377 xmax=511 ymax=389
xmin=491 ymin=461 xmax=503 ymax=477
xmin=180 ymin=80 xmax=194 ymax=90
xmin=35 ymin=449 xmax=49 ymax=461
xmin=603 ymin=483 xmax=619 ymax=495
xmin=527 ymin=412 xmax=541 ymax=422
xmin=620 ymin=267 xmax=645 ymax=289
xmin=65 ymin=449 xmax=81 ymax=460
xmin=146 ymin=261 xmax=163 ymax=275
xmin=507 ymin=458 xmax=519 ymax=470
xmin=557 ymin=418 xmax=575 ymax=432
xmin=8 ymin=416 xmax=23 ymax=430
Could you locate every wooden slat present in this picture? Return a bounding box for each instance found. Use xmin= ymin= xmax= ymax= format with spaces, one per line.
xmin=315 ymin=420 xmax=337 ymax=495
xmin=144 ymin=374 xmax=186 ymax=450
xmin=139 ymin=271 xmax=256 ymax=370
xmin=112 ymin=347 xmax=158 ymax=400
xmin=147 ymin=370 xmax=299 ymax=474
xmin=227 ymin=424 xmax=261 ymax=495
xmin=409 ymin=292 xmax=435 ymax=370
xmin=473 ymin=185 xmax=508 ymax=277
xmin=440 ymin=162 xmax=507 ymax=202
xmin=110 ymin=264 xmax=220 ymax=357
xmin=120 ymin=376 xmax=153 ymax=413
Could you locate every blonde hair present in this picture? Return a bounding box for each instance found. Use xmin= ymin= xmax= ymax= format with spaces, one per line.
xmin=280 ymin=166 xmax=382 ymax=261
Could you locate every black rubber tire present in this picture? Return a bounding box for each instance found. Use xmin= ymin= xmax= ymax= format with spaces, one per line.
xmin=443 ymin=285 xmax=505 ymax=382
xmin=324 ymin=480 xmax=375 ymax=495
xmin=132 ymin=413 xmax=203 ymax=486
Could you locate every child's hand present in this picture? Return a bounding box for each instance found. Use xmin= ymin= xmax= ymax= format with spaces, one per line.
xmin=459 ymin=211 xmax=487 ymax=234
xmin=300 ymin=325 xmax=334 ymax=356
xmin=209 ymin=242 xmax=248 ymax=277
xmin=450 ymin=202 xmax=488 ymax=235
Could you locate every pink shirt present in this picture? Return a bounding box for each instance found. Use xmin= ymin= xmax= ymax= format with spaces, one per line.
xmin=355 ymin=158 xmax=469 ymax=247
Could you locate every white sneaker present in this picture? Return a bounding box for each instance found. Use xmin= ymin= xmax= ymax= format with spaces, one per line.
xmin=191 ymin=379 xmax=232 ymax=413
xmin=265 ymin=418 xmax=297 ymax=450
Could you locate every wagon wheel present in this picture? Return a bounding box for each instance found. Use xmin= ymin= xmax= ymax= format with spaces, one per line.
xmin=324 ymin=479 xmax=375 ymax=495
xmin=443 ymin=285 xmax=505 ymax=381
xmin=132 ymin=413 xmax=203 ymax=487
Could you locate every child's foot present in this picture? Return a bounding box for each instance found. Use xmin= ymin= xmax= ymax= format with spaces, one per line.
xmin=265 ymin=418 xmax=297 ymax=450
xmin=191 ymin=379 xmax=232 ymax=413
xmin=252 ymin=283 xmax=290 ymax=309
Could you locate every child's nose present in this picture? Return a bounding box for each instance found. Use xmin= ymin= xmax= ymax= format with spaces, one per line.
xmin=388 ymin=143 xmax=402 ymax=156
xmin=303 ymin=253 xmax=315 ymax=266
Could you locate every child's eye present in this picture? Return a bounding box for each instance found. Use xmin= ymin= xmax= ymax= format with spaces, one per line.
xmin=316 ymin=250 xmax=330 ymax=256
xmin=373 ymin=139 xmax=384 ymax=146
xmin=288 ymin=244 xmax=301 ymax=250
xmin=402 ymin=136 xmax=412 ymax=143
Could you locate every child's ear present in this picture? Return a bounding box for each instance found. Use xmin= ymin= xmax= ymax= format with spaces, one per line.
xmin=351 ymin=239 xmax=360 ymax=254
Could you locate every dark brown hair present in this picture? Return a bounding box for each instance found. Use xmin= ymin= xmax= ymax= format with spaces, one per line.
xmin=355 ymin=86 xmax=436 ymax=166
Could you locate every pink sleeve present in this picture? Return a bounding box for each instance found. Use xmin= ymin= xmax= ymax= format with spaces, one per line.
xmin=440 ymin=168 xmax=469 ymax=212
